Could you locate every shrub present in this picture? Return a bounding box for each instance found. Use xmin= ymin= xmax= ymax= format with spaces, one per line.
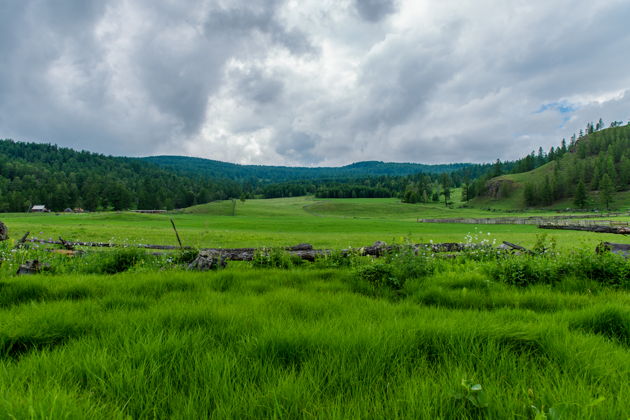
xmin=490 ymin=250 xmax=629 ymax=288
xmin=569 ymin=250 xmax=629 ymax=287
xmin=490 ymin=256 xmax=559 ymax=287
xmin=355 ymin=262 xmax=401 ymax=289
xmin=385 ymin=246 xmax=434 ymax=280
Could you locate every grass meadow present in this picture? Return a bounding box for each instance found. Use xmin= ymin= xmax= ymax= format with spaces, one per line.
xmin=0 ymin=196 xmax=629 ymax=419
xmin=1 ymin=196 xmax=627 ymax=249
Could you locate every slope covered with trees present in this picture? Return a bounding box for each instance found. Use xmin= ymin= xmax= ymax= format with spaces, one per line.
xmin=469 ymin=121 xmax=630 ymax=209
xmin=0 ymin=140 xmax=242 ymax=212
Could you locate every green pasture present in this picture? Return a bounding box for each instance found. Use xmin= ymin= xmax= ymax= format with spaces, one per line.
xmin=0 ymin=264 xmax=628 ymax=419
xmin=1 ymin=196 xmax=628 ymax=250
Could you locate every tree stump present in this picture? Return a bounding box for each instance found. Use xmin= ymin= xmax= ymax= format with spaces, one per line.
xmin=16 ymin=260 xmax=50 ymax=275
xmin=0 ymin=222 xmax=7 ymax=241
xmin=188 ymin=251 xmax=227 ymax=271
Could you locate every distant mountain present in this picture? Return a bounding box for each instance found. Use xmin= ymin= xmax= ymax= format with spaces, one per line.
xmin=141 ymin=155 xmax=472 ymax=183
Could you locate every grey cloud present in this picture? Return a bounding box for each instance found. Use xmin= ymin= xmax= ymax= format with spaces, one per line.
xmin=234 ymin=68 xmax=284 ymax=104
xmin=1 ymin=0 xmax=630 ymax=166
xmin=354 ymin=0 xmax=398 ymax=22
xmin=274 ymin=131 xmax=322 ymax=164
xmin=352 ymin=30 xmax=460 ymax=131
xmin=205 ymin=1 xmax=316 ymax=55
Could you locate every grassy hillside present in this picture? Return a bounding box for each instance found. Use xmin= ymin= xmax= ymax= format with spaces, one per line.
xmin=471 ymin=125 xmax=630 ymax=210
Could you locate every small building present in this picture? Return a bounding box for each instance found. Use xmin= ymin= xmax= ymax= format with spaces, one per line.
xmin=30 ymin=205 xmax=49 ymax=213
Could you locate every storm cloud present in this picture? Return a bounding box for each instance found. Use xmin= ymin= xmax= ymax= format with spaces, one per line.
xmin=1 ymin=0 xmax=629 ymax=165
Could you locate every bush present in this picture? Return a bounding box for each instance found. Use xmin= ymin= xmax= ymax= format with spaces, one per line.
xmin=355 ymin=262 xmax=401 ymax=289
xmin=353 ymin=245 xmax=435 ymax=292
xmin=490 ymin=250 xmax=629 ymax=288
xmin=570 ymin=250 xmax=629 ymax=287
xmin=490 ymin=256 xmax=559 ymax=287
xmin=385 ymin=245 xmax=434 ymax=280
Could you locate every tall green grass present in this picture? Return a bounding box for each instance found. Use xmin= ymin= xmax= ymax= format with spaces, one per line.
xmin=0 ymin=266 xmax=628 ymax=419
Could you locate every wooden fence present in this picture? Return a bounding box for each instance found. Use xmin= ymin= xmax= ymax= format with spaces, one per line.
xmin=418 ymin=214 xmax=629 ymax=226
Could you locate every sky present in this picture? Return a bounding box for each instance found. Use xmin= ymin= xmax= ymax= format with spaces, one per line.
xmin=1 ymin=0 xmax=630 ymax=167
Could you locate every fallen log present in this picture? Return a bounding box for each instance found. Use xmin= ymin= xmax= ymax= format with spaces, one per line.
xmin=22 ymin=238 xmax=496 ymax=262
xmin=596 ymin=242 xmax=630 ymax=258
xmin=15 ymin=232 xmax=30 ymax=249
xmin=59 ymin=237 xmax=75 ymax=250
xmin=500 ymin=241 xmax=534 ymax=255
xmin=539 ymin=224 xmax=630 ymax=234
xmin=26 ymin=237 xmax=191 ymax=250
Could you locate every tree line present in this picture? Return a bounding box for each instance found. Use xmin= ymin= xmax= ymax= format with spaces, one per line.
xmin=0 ymin=140 xmax=242 ymax=212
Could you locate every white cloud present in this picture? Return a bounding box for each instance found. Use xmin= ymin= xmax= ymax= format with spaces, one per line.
xmin=0 ymin=0 xmax=629 ymax=165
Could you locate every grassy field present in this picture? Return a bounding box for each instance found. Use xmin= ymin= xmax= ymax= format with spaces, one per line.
xmin=0 ymin=263 xmax=628 ymax=419
xmin=1 ymin=197 xmax=629 ymax=418
xmin=1 ymin=196 xmax=628 ymax=250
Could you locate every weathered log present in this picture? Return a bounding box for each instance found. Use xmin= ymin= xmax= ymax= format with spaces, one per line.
xmin=27 ymin=238 xmax=191 ymax=250
xmin=501 ymin=241 xmax=534 ymax=255
xmin=539 ymin=225 xmax=630 ymax=234
xmin=596 ymin=242 xmax=630 ymax=258
xmin=286 ymin=243 xmax=313 ymax=251
xmin=59 ymin=237 xmax=75 ymax=250
xmin=22 ymin=237 xmax=492 ymax=262
xmin=0 ymin=222 xmax=7 ymax=241
xmin=15 ymin=232 xmax=30 ymax=249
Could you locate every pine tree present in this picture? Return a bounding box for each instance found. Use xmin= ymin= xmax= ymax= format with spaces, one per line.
xmin=541 ymin=176 xmax=553 ymax=206
xmin=573 ymin=180 xmax=588 ymax=209
xmin=524 ymin=183 xmax=536 ymax=207
xmin=599 ymin=173 xmax=615 ymax=210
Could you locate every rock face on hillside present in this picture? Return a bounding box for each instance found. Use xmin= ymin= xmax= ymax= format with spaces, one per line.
xmin=485 ymin=179 xmax=516 ymax=199
xmin=0 ymin=222 xmax=7 ymax=241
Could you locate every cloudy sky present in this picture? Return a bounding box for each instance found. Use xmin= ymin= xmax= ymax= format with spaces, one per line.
xmin=1 ymin=0 xmax=630 ymax=166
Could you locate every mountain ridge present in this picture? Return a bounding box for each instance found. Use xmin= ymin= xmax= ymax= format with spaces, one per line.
xmin=141 ymin=155 xmax=472 ymax=182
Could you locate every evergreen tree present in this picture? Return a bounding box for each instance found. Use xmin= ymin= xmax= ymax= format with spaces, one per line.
xmin=491 ymin=159 xmax=503 ymax=177
xmin=541 ymin=176 xmax=553 ymax=206
xmin=524 ymin=183 xmax=536 ymax=207
xmin=573 ymin=180 xmax=588 ymax=209
xmin=599 ymin=173 xmax=615 ymax=210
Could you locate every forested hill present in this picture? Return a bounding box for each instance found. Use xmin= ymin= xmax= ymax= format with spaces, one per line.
xmin=0 ymin=139 xmax=243 ymax=212
xmin=141 ymin=155 xmax=471 ymax=182
xmin=468 ymin=123 xmax=630 ymax=209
